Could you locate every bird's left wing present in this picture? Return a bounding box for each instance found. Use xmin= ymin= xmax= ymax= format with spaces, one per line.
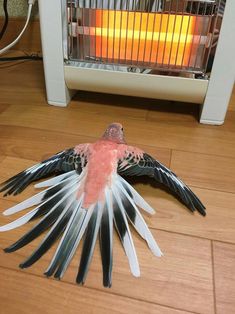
xmin=0 ymin=144 xmax=90 ymax=196
xmin=117 ymin=146 xmax=206 ymax=216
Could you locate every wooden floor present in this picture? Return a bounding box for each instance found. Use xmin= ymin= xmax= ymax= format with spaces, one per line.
xmin=0 ymin=59 xmax=235 ymax=314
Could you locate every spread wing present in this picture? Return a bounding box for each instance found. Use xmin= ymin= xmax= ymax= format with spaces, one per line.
xmin=0 ymin=144 xmax=90 ymax=196
xmin=117 ymin=148 xmax=206 ymax=216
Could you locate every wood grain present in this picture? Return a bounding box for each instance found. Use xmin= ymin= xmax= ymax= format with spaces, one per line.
xmin=0 ymin=155 xmax=5 ymax=164
xmin=1 ymin=102 xmax=235 ymax=159
xmin=0 ymin=268 xmax=192 ymax=314
xmin=0 ymin=59 xmax=234 ymax=158
xmin=0 ymin=125 xmax=96 ymax=162
xmin=0 ymin=126 xmax=171 ymax=166
xmin=133 ymin=183 xmax=235 ymax=244
xmin=0 ymin=104 xmax=10 ymax=114
xmin=146 ymin=100 xmax=200 ymax=124
xmin=0 ymin=203 xmax=214 ymax=313
xmin=0 ymin=18 xmax=41 ymax=52
xmin=0 ymin=53 xmax=235 ymax=314
xmin=74 ymin=91 xmax=150 ymax=120
xmin=0 ymin=59 xmax=45 ymax=106
xmin=213 ymin=242 xmax=235 ymax=314
xmin=170 ymin=150 xmax=235 ymax=193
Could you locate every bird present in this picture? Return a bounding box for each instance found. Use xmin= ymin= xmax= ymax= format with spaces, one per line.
xmin=0 ymin=122 xmax=206 ymax=287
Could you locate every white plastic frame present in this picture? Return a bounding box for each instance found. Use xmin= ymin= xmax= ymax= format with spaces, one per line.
xmin=38 ymin=0 xmax=74 ymax=106
xmin=200 ymin=0 xmax=235 ymax=124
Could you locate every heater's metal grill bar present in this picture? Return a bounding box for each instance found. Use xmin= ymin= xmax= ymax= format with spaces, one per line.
xmin=66 ymin=0 xmax=225 ymax=74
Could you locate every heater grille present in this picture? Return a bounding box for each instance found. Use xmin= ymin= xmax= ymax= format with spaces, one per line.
xmin=66 ymin=0 xmax=225 ymax=74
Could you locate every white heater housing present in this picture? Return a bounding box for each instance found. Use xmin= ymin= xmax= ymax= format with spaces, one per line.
xmin=38 ymin=0 xmax=235 ymax=125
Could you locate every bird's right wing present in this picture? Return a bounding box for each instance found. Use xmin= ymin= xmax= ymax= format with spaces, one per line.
xmin=0 ymin=144 xmax=90 ymax=196
xmin=117 ymin=147 xmax=206 ymax=216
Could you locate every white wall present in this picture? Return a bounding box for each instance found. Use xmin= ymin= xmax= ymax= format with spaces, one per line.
xmin=0 ymin=0 xmax=38 ymax=17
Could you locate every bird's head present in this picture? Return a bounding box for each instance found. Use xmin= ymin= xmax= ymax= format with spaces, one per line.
xmin=102 ymin=123 xmax=126 ymax=144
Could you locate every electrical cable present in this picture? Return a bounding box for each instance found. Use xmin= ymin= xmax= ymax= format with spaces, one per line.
xmin=0 ymin=55 xmax=42 ymax=61
xmin=0 ymin=0 xmax=36 ymax=56
xmin=0 ymin=0 xmax=9 ymax=41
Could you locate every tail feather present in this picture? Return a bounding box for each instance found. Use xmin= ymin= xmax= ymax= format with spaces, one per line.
xmin=0 ymin=171 xmax=162 ymax=286
xmin=119 ymin=176 xmax=155 ymax=214
xmin=48 ymin=202 xmax=91 ymax=279
xmin=100 ymin=189 xmax=113 ymax=287
xmin=76 ymin=203 xmax=103 ymax=284
xmin=19 ymin=206 xmax=73 ymax=268
xmin=44 ymin=197 xmax=86 ymax=277
xmin=4 ymin=182 xmax=80 ymax=252
xmin=116 ymin=180 xmax=162 ymax=257
xmin=112 ymin=185 xmax=140 ymax=277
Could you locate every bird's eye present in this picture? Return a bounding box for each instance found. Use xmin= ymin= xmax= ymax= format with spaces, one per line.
xmin=121 ymin=127 xmax=124 ymax=131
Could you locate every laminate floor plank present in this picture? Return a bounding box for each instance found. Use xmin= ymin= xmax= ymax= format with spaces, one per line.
xmin=1 ymin=54 xmax=234 ymax=314
xmin=1 ymin=104 xmax=235 ymax=159
xmin=0 ymin=200 xmax=214 ymax=314
xmin=133 ymin=183 xmax=235 ymax=244
xmin=170 ymin=150 xmax=235 ymax=193
xmin=0 ymin=267 xmax=192 ymax=314
xmin=213 ymin=241 xmax=235 ymax=314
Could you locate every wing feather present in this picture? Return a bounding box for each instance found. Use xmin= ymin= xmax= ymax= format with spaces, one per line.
xmin=0 ymin=145 xmax=89 ymax=196
xmin=0 ymin=168 xmax=162 ymax=286
xmin=118 ymin=148 xmax=206 ymax=216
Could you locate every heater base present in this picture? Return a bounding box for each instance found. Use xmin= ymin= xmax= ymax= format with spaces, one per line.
xmin=64 ymin=65 xmax=208 ymax=104
xmin=48 ymin=99 xmax=70 ymax=107
xmin=199 ymin=119 xmax=224 ymax=126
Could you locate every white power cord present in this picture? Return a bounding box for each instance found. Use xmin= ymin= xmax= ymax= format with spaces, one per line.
xmin=0 ymin=0 xmax=36 ymax=56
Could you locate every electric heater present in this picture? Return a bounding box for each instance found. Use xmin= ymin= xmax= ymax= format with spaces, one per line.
xmin=38 ymin=0 xmax=235 ymax=124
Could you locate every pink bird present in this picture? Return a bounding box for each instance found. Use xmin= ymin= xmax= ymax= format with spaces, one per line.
xmin=0 ymin=123 xmax=205 ymax=287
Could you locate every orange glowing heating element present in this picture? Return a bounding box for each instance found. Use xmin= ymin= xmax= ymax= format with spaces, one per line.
xmin=82 ymin=10 xmax=196 ymax=66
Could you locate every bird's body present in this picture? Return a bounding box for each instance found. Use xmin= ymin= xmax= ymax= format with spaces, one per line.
xmin=82 ymin=140 xmax=119 ymax=208
xmin=77 ymin=139 xmax=143 ymax=208
xmin=0 ymin=123 xmax=206 ymax=287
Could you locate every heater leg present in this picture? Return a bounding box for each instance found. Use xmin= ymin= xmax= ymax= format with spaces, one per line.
xmin=38 ymin=0 xmax=74 ymax=107
xmin=200 ymin=0 xmax=235 ymax=125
